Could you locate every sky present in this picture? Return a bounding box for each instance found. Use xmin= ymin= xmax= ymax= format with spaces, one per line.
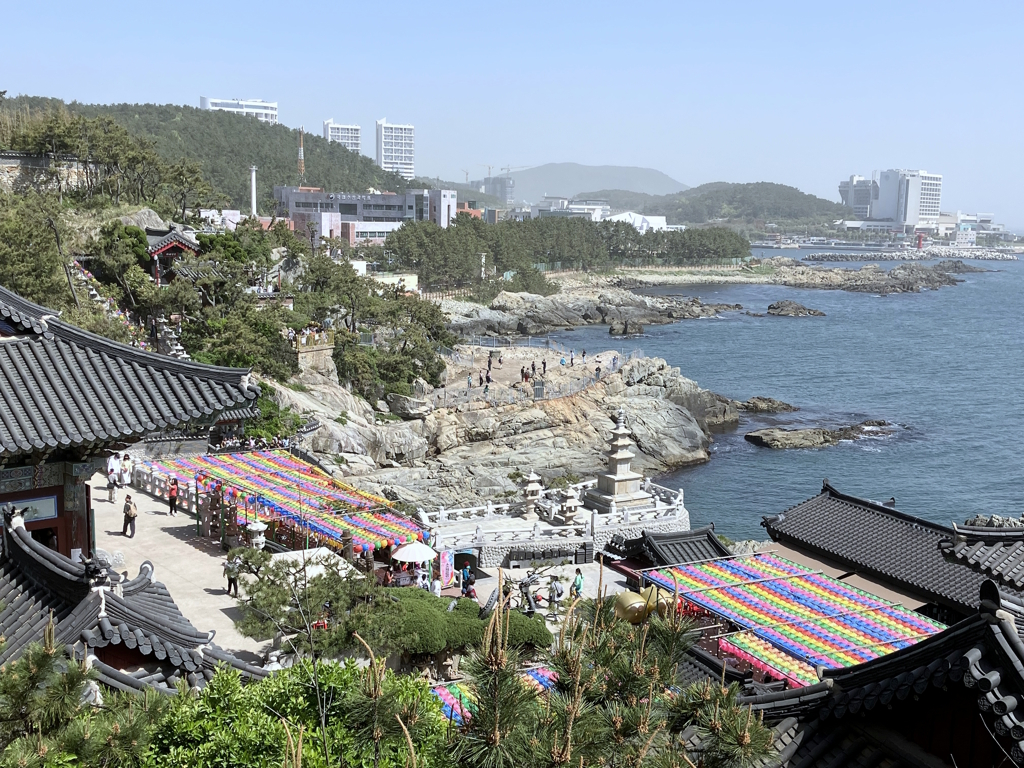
xmin=6 ymin=0 xmax=1024 ymax=226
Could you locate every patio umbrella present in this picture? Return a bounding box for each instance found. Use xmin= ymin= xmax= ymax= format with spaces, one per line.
xmin=391 ymin=541 xmax=437 ymax=562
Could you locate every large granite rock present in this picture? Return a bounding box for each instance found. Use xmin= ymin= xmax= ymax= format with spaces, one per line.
xmin=386 ymin=393 xmax=433 ymax=420
xmin=767 ymin=300 xmax=825 ymax=317
xmin=736 ymin=396 xmax=798 ymax=413
xmin=275 ymin=355 xmax=727 ymax=509
xmin=744 ymin=420 xmax=894 ymax=449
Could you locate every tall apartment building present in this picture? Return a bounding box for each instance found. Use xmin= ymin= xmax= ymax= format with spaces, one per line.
xmin=200 ymin=97 xmax=278 ymax=124
xmin=838 ymin=169 xmax=942 ymax=232
xmin=375 ymin=119 xmax=415 ymax=180
xmin=471 ymin=176 xmax=516 ymax=207
xmin=323 ymin=120 xmax=361 ymax=153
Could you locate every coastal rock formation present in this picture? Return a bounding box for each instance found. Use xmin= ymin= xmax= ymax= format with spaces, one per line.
xmin=766 ymin=300 xmax=825 ymax=317
xmin=736 ymin=396 xmax=798 ymax=413
xmin=274 ymin=356 xmax=726 ymax=508
xmin=962 ymin=514 xmax=1024 ymax=528
xmin=443 ymin=288 xmax=743 ymax=338
xmin=386 ymin=393 xmax=433 ymax=420
xmin=932 ymin=260 xmax=989 ymax=274
xmin=609 ymin=319 xmax=644 ymax=336
xmin=803 ymin=248 xmax=1016 ymax=262
xmin=744 ymin=420 xmax=894 ymax=449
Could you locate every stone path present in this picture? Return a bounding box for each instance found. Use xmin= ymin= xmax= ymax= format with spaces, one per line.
xmin=89 ymin=471 xmax=268 ymax=663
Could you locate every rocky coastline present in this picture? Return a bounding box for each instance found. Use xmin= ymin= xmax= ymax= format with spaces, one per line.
xmin=803 ymin=247 xmax=1017 ymax=262
xmin=443 ymin=288 xmax=741 ymax=338
xmin=271 ymin=352 xmax=743 ymax=509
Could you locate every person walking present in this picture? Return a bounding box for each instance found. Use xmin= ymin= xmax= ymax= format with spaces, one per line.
xmin=121 ymin=494 xmax=138 ymax=538
xmin=167 ymin=478 xmax=179 ymax=516
xmin=570 ymin=568 xmax=584 ymax=600
xmin=223 ymin=556 xmax=240 ymax=597
xmin=106 ymin=454 xmax=119 ymax=502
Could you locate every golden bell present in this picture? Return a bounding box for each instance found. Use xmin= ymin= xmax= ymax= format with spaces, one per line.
xmin=614 ymin=591 xmax=648 ymax=624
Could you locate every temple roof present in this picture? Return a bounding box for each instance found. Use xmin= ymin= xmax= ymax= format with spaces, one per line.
xmin=0 ymin=515 xmax=266 ymax=693
xmin=0 ymin=284 xmax=258 ymax=461
xmin=683 ymin=580 xmax=1024 ymax=765
xmin=609 ymin=524 xmax=731 ymax=567
xmin=146 ymin=229 xmax=199 ymax=255
xmin=762 ymin=480 xmax=1019 ymax=614
xmin=941 ymin=523 xmax=1024 ymax=588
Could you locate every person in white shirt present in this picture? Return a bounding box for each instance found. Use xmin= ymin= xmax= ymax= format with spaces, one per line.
xmin=431 ymin=573 xmax=442 ymax=598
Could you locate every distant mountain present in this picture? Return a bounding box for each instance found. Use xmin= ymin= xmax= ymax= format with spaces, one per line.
xmin=0 ymin=95 xmax=407 ymax=212
xmin=577 ymin=182 xmax=852 ymax=226
xmin=510 ymin=163 xmax=687 ymax=204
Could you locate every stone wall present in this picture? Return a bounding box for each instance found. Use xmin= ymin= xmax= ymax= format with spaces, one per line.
xmin=0 ymin=153 xmax=94 ymax=195
xmin=471 ymin=510 xmax=691 ymax=568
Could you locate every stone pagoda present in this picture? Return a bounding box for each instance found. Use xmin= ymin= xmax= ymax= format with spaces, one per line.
xmin=584 ymin=409 xmax=654 ymax=515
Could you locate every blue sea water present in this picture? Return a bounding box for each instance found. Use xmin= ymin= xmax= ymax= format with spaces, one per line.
xmin=549 ymin=258 xmax=1024 ymax=540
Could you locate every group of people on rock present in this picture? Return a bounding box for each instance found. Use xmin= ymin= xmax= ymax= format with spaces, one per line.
xmin=212 ymin=435 xmax=289 ymax=452
xmin=286 ymin=323 xmax=332 ymax=348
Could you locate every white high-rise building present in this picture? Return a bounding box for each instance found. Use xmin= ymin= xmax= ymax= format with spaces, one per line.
xmin=375 ymin=118 xmax=415 ymax=180
xmin=200 ymin=97 xmax=278 ymax=124
xmin=323 ymin=120 xmax=361 ymax=153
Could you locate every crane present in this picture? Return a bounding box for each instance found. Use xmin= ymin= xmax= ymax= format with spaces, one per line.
xmin=501 ymin=165 xmax=529 ymax=177
xmin=461 ymin=169 xmax=470 ymax=184
xmin=481 ymin=164 xmax=494 ymax=177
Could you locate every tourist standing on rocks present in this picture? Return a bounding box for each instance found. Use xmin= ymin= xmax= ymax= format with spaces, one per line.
xmin=479 ymin=370 xmax=484 ymax=386
xmin=497 ymin=354 xmax=503 ymax=368
xmin=487 ymin=356 xmax=492 ymax=372
xmin=121 ymin=494 xmax=138 ymax=538
xmin=570 ymin=350 xmax=575 ymax=366
xmin=542 ymin=360 xmax=547 ymax=375
xmin=582 ymin=350 xmax=587 ymax=364
xmin=485 ymin=371 xmax=492 ymax=384
xmin=531 ymin=361 xmax=537 ymax=377
xmin=595 ymin=365 xmax=602 ymax=379
xmin=168 ymin=478 xmax=179 ymax=516
xmin=520 ymin=366 xmax=526 ymax=382
xmin=467 ymin=374 xmax=472 ymax=390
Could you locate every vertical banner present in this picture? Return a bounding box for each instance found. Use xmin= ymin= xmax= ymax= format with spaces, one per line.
xmin=440 ymin=550 xmax=455 ymax=587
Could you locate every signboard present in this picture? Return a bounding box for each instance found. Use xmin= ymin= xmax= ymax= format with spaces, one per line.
xmin=20 ymin=495 xmax=58 ymax=523
xmin=440 ymin=550 xmax=455 ymax=588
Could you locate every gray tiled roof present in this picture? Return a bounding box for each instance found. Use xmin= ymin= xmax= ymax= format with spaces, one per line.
xmin=0 ymin=518 xmax=266 ymax=693
xmin=941 ymin=524 xmax=1024 ymax=588
xmin=762 ymin=481 xmax=1010 ymax=613
xmin=610 ymin=524 xmax=731 ymax=567
xmin=0 ymin=284 xmax=257 ymax=460
xmin=146 ymin=230 xmax=199 ymax=254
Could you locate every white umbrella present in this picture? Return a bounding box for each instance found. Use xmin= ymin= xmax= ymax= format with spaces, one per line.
xmin=391 ymin=541 xmax=437 ymax=562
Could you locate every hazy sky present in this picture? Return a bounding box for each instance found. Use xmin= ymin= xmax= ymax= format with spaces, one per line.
xmin=6 ymin=0 xmax=1023 ymax=225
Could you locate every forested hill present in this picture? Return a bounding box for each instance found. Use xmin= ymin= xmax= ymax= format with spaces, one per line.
xmin=1 ymin=96 xmax=407 ymax=212
xmin=578 ymin=182 xmax=852 ymax=226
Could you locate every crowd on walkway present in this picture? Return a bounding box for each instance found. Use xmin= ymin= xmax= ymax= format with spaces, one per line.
xmin=211 ymin=435 xmax=291 ymax=452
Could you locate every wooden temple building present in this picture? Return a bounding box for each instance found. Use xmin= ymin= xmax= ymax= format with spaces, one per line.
xmin=0 ymin=283 xmax=262 ymax=690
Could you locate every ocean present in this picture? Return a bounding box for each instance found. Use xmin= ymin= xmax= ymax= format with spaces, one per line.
xmin=549 ymin=257 xmax=1024 ymax=541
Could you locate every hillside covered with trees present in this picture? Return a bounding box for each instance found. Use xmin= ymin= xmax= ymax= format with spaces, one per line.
xmin=1 ymin=95 xmax=407 ymax=212
xmin=579 ymin=182 xmax=852 ymax=229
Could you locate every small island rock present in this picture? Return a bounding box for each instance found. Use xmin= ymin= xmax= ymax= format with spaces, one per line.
xmin=766 ymin=300 xmax=826 ymax=317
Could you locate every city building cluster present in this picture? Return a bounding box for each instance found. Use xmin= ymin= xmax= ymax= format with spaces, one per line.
xmin=838 ymin=169 xmax=1010 ymax=241
xmin=201 ymin=98 xmax=416 ymax=180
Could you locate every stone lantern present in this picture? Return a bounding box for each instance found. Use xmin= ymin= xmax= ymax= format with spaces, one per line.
xmin=521 ymin=470 xmax=544 ymax=521
xmin=248 ymin=520 xmax=268 ymax=550
xmin=560 ymin=487 xmax=583 ymax=525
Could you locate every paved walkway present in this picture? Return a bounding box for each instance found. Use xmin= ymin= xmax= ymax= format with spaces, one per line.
xmin=89 ymin=471 xmax=268 ymax=663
